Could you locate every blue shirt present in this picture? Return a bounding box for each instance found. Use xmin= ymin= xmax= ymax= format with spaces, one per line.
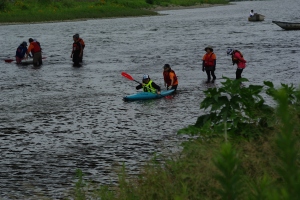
xmin=16 ymin=45 xmax=27 ymax=58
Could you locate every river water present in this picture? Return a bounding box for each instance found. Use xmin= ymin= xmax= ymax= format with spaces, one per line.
xmin=0 ymin=0 xmax=299 ymax=199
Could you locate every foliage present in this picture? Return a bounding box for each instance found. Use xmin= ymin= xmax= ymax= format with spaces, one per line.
xmin=213 ymin=143 xmax=244 ymax=199
xmin=0 ymin=0 xmax=229 ymax=23
xmin=179 ymin=77 xmax=275 ymax=139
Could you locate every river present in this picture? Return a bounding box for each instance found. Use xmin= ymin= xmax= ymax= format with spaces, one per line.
xmin=0 ymin=0 xmax=299 ymax=199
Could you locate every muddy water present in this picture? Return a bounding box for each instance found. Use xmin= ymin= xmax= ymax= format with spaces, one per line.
xmin=0 ymin=0 xmax=299 ymax=199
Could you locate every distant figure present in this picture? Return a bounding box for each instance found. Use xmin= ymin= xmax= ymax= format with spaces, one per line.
xmin=71 ymin=34 xmax=83 ymax=66
xmin=163 ymin=64 xmax=178 ymax=91
xmin=227 ymin=48 xmax=247 ymax=79
xmin=136 ymin=74 xmax=161 ymax=94
xmin=75 ymin=33 xmax=85 ymax=62
xmin=250 ymin=10 xmax=254 ymax=17
xmin=26 ymin=38 xmax=42 ymax=66
xmin=15 ymin=41 xmax=28 ymax=64
xmin=202 ymin=46 xmax=217 ymax=83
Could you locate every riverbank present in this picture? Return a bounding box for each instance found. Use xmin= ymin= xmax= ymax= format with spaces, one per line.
xmin=0 ymin=0 xmax=229 ymax=25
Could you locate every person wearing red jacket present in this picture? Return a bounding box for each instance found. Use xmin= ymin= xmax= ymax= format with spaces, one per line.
xmin=163 ymin=64 xmax=178 ymax=91
xmin=25 ymin=38 xmax=42 ymax=66
xmin=227 ymin=48 xmax=247 ymax=79
xmin=75 ymin=34 xmax=85 ymax=62
xmin=71 ymin=34 xmax=83 ymax=66
xmin=202 ymin=46 xmax=217 ymax=83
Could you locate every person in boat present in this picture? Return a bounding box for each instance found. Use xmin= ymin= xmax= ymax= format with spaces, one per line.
xmin=136 ymin=74 xmax=161 ymax=94
xmin=25 ymin=38 xmax=42 ymax=66
xmin=70 ymin=34 xmax=83 ymax=66
xmin=249 ymin=10 xmax=254 ymax=17
xmin=227 ymin=48 xmax=247 ymax=79
xmin=15 ymin=41 xmax=28 ymax=64
xmin=75 ymin=33 xmax=85 ymax=62
xmin=202 ymin=46 xmax=217 ymax=83
xmin=163 ymin=64 xmax=178 ymax=92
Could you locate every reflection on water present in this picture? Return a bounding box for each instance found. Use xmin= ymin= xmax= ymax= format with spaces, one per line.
xmin=0 ymin=0 xmax=299 ymax=199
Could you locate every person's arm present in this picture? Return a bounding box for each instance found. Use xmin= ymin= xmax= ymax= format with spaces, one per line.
xmin=170 ymin=72 xmax=175 ymax=86
xmin=136 ymin=84 xmax=143 ymax=90
xmin=79 ymin=43 xmax=83 ymax=57
xmin=25 ymin=44 xmax=33 ymax=59
xmin=152 ymin=82 xmax=161 ymax=94
xmin=202 ymin=60 xmax=205 ymax=71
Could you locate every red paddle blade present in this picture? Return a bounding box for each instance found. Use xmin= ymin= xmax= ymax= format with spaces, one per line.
xmin=4 ymin=59 xmax=14 ymax=63
xmin=121 ymin=72 xmax=134 ymax=81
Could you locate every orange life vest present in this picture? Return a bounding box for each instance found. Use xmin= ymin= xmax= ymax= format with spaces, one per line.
xmin=78 ymin=38 xmax=85 ymax=49
xmin=163 ymin=70 xmax=178 ymax=86
xmin=30 ymin=42 xmax=41 ymax=54
xmin=203 ymin=52 xmax=215 ymax=67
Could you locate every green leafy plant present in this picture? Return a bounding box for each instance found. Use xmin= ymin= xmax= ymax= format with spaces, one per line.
xmin=179 ymin=77 xmax=274 ymax=139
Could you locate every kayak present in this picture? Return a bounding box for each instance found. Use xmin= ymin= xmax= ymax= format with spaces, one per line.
xmin=20 ymin=60 xmax=33 ymax=65
xmin=123 ymin=89 xmax=175 ymax=101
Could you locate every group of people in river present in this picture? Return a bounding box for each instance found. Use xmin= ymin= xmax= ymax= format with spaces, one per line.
xmin=15 ymin=38 xmax=42 ymax=66
xmin=136 ymin=45 xmax=246 ymax=94
xmin=15 ymin=35 xmax=245 ymax=95
xmin=15 ymin=33 xmax=85 ymax=67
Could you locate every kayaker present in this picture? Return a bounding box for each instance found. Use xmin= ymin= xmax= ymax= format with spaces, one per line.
xmin=71 ymin=34 xmax=83 ymax=66
xmin=75 ymin=33 xmax=85 ymax=62
xmin=15 ymin=41 xmax=28 ymax=64
xmin=227 ymin=48 xmax=247 ymax=79
xmin=202 ymin=46 xmax=217 ymax=83
xmin=136 ymin=74 xmax=161 ymax=94
xmin=25 ymin=38 xmax=42 ymax=66
xmin=163 ymin=64 xmax=178 ymax=91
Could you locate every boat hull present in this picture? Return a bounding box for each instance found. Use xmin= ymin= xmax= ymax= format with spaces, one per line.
xmin=248 ymin=14 xmax=265 ymax=21
xmin=123 ymin=89 xmax=175 ymax=101
xmin=272 ymin=21 xmax=300 ymax=30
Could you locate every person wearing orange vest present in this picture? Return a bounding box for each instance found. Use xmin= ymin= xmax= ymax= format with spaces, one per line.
xmin=227 ymin=48 xmax=247 ymax=79
xmin=75 ymin=34 xmax=85 ymax=62
xmin=202 ymin=46 xmax=217 ymax=83
xmin=163 ymin=64 xmax=178 ymax=91
xmin=71 ymin=34 xmax=83 ymax=66
xmin=25 ymin=38 xmax=42 ymax=66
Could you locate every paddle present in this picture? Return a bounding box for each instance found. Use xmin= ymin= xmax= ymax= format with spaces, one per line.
xmin=121 ymin=72 xmax=142 ymax=84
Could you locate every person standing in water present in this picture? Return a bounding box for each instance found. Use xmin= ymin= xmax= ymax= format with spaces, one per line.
xmin=163 ymin=64 xmax=178 ymax=91
xmin=202 ymin=46 xmax=217 ymax=83
xmin=227 ymin=48 xmax=247 ymax=80
xmin=25 ymin=38 xmax=42 ymax=66
xmin=71 ymin=34 xmax=83 ymax=66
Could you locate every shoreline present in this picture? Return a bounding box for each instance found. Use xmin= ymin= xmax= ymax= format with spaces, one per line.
xmin=0 ymin=3 xmax=228 ymax=26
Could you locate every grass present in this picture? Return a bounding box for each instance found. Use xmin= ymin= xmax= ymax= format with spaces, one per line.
xmin=0 ymin=0 xmax=229 ymax=23
xmin=69 ymin=80 xmax=300 ymax=199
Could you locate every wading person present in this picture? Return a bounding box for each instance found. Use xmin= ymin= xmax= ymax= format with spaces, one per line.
xmin=71 ymin=34 xmax=83 ymax=66
xmin=25 ymin=38 xmax=42 ymax=66
xmin=75 ymin=33 xmax=85 ymax=62
xmin=163 ymin=64 xmax=178 ymax=92
xmin=227 ymin=48 xmax=247 ymax=79
xmin=202 ymin=46 xmax=217 ymax=83
xmin=15 ymin=41 xmax=28 ymax=64
xmin=136 ymin=74 xmax=161 ymax=94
